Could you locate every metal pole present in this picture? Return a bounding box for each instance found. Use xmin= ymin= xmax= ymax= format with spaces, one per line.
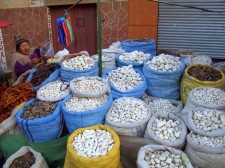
xmin=97 ymin=0 xmax=102 ymax=76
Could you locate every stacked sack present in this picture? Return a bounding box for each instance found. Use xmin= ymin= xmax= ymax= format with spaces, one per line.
xmin=102 ymin=65 xmax=147 ymax=99
xmin=143 ymin=54 xmax=186 ymax=100
xmin=105 ymin=97 xmax=151 ymax=137
xmin=180 ymin=64 xmax=225 ymax=104
xmin=142 ymin=94 xmax=186 ymax=149
xmin=142 ymin=94 xmax=183 ymax=116
xmin=64 ymin=124 xmax=123 ymax=168
xmin=16 ymin=81 xmax=70 ymax=143
xmin=180 ymin=87 xmax=225 ymax=168
xmin=116 ymin=51 xmax=151 ymax=70
xmin=62 ymin=76 xmax=112 ymax=133
xmin=60 ymin=55 xmax=98 ymax=82
xmin=121 ymin=38 xmax=156 ymax=56
xmin=137 ymin=145 xmax=193 ymax=168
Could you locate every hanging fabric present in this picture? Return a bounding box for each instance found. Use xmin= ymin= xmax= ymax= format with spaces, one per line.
xmin=56 ymin=12 xmax=74 ymax=46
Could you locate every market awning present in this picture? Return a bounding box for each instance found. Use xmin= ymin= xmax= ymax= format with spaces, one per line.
xmin=0 ymin=22 xmax=12 ymax=28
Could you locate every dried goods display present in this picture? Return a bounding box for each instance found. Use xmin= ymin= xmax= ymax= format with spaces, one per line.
xmin=21 ymin=101 xmax=58 ymax=119
xmin=9 ymin=152 xmax=35 ymax=168
xmin=72 ymin=129 xmax=114 ymax=158
xmin=38 ymin=81 xmax=70 ymax=99
xmin=106 ymin=65 xmax=143 ymax=91
xmin=193 ymin=109 xmax=225 ymax=132
xmin=189 ymin=132 xmax=225 ymax=148
xmin=62 ymin=56 xmax=95 ymax=70
xmin=144 ymin=150 xmax=185 ymax=168
xmin=146 ymin=54 xmax=181 ymax=71
xmin=0 ymin=83 xmax=35 ymax=122
xmin=108 ymin=97 xmax=149 ymax=123
xmin=191 ymin=55 xmax=211 ymax=65
xmin=119 ymin=51 xmax=150 ymax=63
xmin=30 ymin=63 xmax=60 ymax=86
xmin=65 ymin=95 xmax=108 ymax=111
xmin=71 ymin=78 xmax=104 ymax=94
xmin=192 ymin=87 xmax=225 ymax=105
xmin=187 ymin=65 xmax=222 ymax=82
xmin=152 ymin=118 xmax=182 ymax=141
xmin=147 ymin=99 xmax=177 ymax=114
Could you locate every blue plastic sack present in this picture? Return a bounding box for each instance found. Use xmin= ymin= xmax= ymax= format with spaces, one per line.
xmin=61 ymin=93 xmax=113 ymax=133
xmin=60 ymin=60 xmax=99 ymax=82
xmin=26 ymin=68 xmax=60 ymax=91
xmin=122 ymin=39 xmax=156 ymax=56
xmin=143 ymin=59 xmax=186 ymax=100
xmin=116 ymin=54 xmax=151 ymax=70
xmin=16 ymin=98 xmax=63 ymax=143
xmin=102 ymin=67 xmax=147 ymax=99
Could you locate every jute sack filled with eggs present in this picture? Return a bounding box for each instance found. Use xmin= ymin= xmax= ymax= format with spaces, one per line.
xmin=60 ymin=56 xmax=98 ymax=82
xmin=144 ymin=112 xmax=187 ymax=149
xmin=185 ymin=132 xmax=225 ymax=168
xmin=185 ymin=107 xmax=225 ymax=137
xmin=3 ymin=146 xmax=48 ymax=168
xmin=62 ymin=93 xmax=113 ymax=133
xmin=102 ymin=65 xmax=147 ymax=99
xmin=143 ymin=54 xmax=186 ymax=100
xmin=116 ymin=51 xmax=151 ymax=70
xmin=180 ymin=87 xmax=225 ymax=123
xmin=141 ymin=94 xmax=183 ymax=116
xmin=180 ymin=64 xmax=225 ymax=104
xmin=16 ymin=99 xmax=63 ymax=143
xmin=69 ymin=76 xmax=110 ymax=98
xmin=64 ymin=124 xmax=123 ymax=168
xmin=105 ymin=97 xmax=151 ymax=137
xmin=137 ymin=145 xmax=193 ymax=168
xmin=37 ymin=81 xmax=70 ymax=102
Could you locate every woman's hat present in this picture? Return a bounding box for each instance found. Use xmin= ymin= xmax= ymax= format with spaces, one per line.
xmin=14 ymin=35 xmax=30 ymax=51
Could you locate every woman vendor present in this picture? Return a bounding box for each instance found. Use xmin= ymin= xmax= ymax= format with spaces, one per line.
xmin=10 ymin=35 xmax=41 ymax=82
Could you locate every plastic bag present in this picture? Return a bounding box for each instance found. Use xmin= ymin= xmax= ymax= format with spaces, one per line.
xmin=137 ymin=145 xmax=193 ymax=168
xmin=144 ymin=113 xmax=187 ymax=149
xmin=64 ymin=124 xmax=123 ymax=168
xmin=3 ymin=146 xmax=49 ymax=168
xmin=105 ymin=97 xmax=151 ymax=137
xmin=16 ymin=99 xmax=63 ymax=143
xmin=186 ymin=107 xmax=225 ymax=137
xmin=62 ymin=93 xmax=113 ymax=133
xmin=70 ymin=76 xmax=110 ymax=98
xmin=55 ymin=48 xmax=69 ymax=58
xmin=141 ymin=94 xmax=183 ymax=115
xmin=37 ymin=81 xmax=71 ymax=102
xmin=180 ymin=65 xmax=225 ymax=105
xmin=180 ymin=87 xmax=225 ymax=124
xmin=102 ymin=67 xmax=147 ymax=99
xmin=185 ymin=133 xmax=225 ymax=168
xmin=143 ymin=58 xmax=186 ymax=100
xmin=0 ymin=134 xmax=68 ymax=168
xmin=40 ymin=42 xmax=54 ymax=57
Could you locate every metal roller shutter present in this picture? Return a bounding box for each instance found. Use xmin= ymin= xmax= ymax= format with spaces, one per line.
xmin=158 ymin=0 xmax=225 ymax=59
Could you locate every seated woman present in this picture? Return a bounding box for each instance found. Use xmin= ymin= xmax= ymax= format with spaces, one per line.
xmin=10 ymin=35 xmax=41 ymax=82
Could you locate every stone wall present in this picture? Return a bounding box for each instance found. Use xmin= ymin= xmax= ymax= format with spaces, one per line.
xmin=101 ymin=1 xmax=128 ymax=48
